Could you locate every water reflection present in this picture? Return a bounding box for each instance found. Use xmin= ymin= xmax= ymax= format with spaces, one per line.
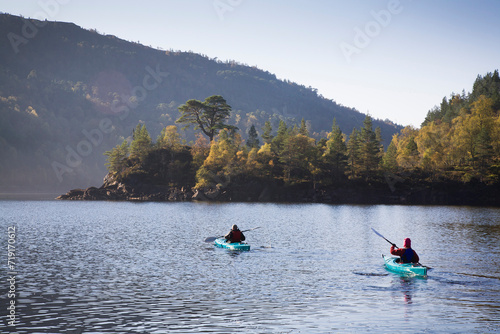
xmin=391 ymin=276 xmax=422 ymax=305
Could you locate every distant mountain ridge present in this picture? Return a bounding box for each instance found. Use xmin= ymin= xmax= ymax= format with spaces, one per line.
xmin=0 ymin=13 xmax=402 ymax=191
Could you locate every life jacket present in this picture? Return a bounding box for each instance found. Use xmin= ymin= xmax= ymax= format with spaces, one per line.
xmin=230 ymin=230 xmax=243 ymax=243
xmin=401 ymin=248 xmax=416 ymax=263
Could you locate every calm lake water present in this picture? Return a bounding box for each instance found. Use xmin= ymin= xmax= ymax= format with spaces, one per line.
xmin=1 ymin=201 xmax=499 ymax=333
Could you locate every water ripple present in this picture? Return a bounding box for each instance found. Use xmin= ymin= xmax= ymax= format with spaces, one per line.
xmin=1 ymin=202 xmax=499 ymax=333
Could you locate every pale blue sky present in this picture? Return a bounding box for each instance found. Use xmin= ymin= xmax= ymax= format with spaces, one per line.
xmin=2 ymin=0 xmax=499 ymax=127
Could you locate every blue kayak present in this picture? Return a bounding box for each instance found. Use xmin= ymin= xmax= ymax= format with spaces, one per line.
xmin=214 ymin=238 xmax=250 ymax=251
xmin=383 ymin=255 xmax=427 ymax=276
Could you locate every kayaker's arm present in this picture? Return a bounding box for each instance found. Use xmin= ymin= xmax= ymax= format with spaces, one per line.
xmin=390 ymin=245 xmax=403 ymax=256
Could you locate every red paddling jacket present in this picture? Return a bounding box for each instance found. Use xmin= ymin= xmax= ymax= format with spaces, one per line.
xmin=390 ymin=245 xmax=419 ymax=263
xmin=225 ymin=229 xmax=245 ymax=243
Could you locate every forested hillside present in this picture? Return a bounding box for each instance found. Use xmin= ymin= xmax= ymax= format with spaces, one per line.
xmin=0 ymin=13 xmax=401 ymax=192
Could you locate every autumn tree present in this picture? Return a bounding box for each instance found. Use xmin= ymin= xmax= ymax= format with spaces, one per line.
xmin=157 ymin=125 xmax=183 ymax=152
xmin=255 ymin=142 xmax=275 ymax=179
xmin=195 ymin=129 xmax=244 ymax=189
xmin=279 ymin=130 xmax=318 ymax=184
xmin=395 ymin=126 xmax=420 ymax=169
xmin=415 ymin=121 xmax=452 ymax=171
xmin=452 ymin=95 xmax=495 ymax=166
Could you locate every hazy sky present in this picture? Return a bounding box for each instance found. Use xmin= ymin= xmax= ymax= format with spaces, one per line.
xmin=3 ymin=0 xmax=500 ymax=127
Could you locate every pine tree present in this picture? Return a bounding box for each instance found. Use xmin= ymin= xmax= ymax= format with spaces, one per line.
xmin=471 ymin=70 xmax=500 ymax=111
xmin=271 ymin=120 xmax=288 ymax=155
xmin=129 ymin=124 xmax=152 ymax=161
xmin=347 ymin=128 xmax=360 ymax=177
xmin=104 ymin=140 xmax=129 ymax=173
xmin=299 ymin=118 xmax=309 ymax=136
xmin=176 ymin=95 xmax=237 ymax=141
xmin=375 ymin=127 xmax=384 ymax=162
xmin=358 ymin=115 xmax=381 ymax=174
xmin=261 ymin=121 xmax=273 ymax=144
xmin=476 ymin=127 xmax=494 ymax=168
xmin=382 ymin=139 xmax=398 ymax=171
xmin=324 ymin=118 xmax=347 ymax=179
xmin=246 ymin=124 xmax=260 ymax=148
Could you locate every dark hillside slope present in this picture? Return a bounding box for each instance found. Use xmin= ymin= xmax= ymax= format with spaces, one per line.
xmin=0 ymin=13 xmax=402 ymax=191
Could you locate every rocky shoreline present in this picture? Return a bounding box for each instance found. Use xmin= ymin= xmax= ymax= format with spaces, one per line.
xmin=56 ymin=173 xmax=500 ymax=206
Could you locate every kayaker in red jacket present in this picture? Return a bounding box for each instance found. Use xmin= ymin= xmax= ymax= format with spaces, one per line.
xmin=225 ymin=225 xmax=245 ymax=243
xmin=390 ymin=238 xmax=419 ymax=263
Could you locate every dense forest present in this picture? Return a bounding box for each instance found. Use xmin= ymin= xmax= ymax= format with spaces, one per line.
xmin=0 ymin=13 xmax=401 ymax=192
xmin=92 ymin=71 xmax=500 ymax=205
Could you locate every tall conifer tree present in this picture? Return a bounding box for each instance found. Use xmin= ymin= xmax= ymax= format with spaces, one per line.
xmin=261 ymin=121 xmax=274 ymax=144
xmin=358 ymin=115 xmax=381 ymax=174
xmin=129 ymin=124 xmax=152 ymax=161
xmin=246 ymin=124 xmax=260 ymax=148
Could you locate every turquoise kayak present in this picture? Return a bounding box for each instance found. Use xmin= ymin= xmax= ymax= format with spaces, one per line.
xmin=214 ymin=238 xmax=250 ymax=251
xmin=383 ymin=255 xmax=427 ymax=276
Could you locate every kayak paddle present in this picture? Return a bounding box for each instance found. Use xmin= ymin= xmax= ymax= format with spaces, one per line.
xmin=204 ymin=226 xmax=261 ymax=243
xmin=371 ymin=228 xmax=397 ymax=248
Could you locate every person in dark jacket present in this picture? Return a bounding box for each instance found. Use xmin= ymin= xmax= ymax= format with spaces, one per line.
xmin=390 ymin=238 xmax=420 ymax=263
xmin=225 ymin=224 xmax=245 ymax=243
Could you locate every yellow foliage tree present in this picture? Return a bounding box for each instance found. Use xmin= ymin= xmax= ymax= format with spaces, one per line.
xmin=394 ymin=126 xmax=420 ymax=169
xmin=255 ymin=143 xmax=275 ymax=178
xmin=280 ymin=133 xmax=318 ymax=184
xmin=452 ymin=95 xmax=495 ymax=165
xmin=415 ymin=121 xmax=452 ymax=170
xmin=157 ymin=125 xmax=183 ymax=152
xmin=195 ymin=129 xmax=244 ymax=189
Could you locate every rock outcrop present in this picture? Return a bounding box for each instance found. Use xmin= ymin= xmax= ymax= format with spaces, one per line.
xmin=56 ymin=173 xmax=194 ymax=201
xmin=57 ymin=173 xmax=500 ymax=206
